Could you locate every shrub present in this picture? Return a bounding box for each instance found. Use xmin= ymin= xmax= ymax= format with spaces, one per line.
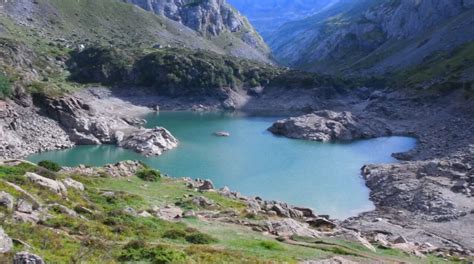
xmin=258 ymin=240 xmax=284 ymax=251
xmin=38 ymin=160 xmax=62 ymax=172
xmin=185 ymin=233 xmax=217 ymax=244
xmin=162 ymin=229 xmax=187 ymax=240
xmin=0 ymin=72 xmax=11 ymax=99
xmin=119 ymin=240 xmax=187 ymax=263
xmin=136 ymin=169 xmax=161 ymax=182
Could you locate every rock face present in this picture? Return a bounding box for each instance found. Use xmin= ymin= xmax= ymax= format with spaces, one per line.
xmin=0 ymin=101 xmax=73 ymax=159
xmin=362 ymin=150 xmax=474 ymax=222
xmin=268 ymin=110 xmax=388 ymax=142
xmin=270 ymin=0 xmax=474 ymax=74
xmin=123 ymin=0 xmax=269 ymax=54
xmin=35 ymin=95 xmax=178 ymax=156
xmin=0 ymin=227 xmax=13 ymax=254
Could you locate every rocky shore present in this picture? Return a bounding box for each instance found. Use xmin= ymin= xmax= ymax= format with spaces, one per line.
xmin=0 ymin=89 xmax=178 ymax=159
xmin=1 ymin=85 xmax=473 ymax=257
xmin=266 ymin=88 xmax=474 ymax=256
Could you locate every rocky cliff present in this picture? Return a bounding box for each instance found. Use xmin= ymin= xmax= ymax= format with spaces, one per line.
xmin=270 ymin=0 xmax=474 ymax=84
xmin=227 ymin=0 xmax=338 ymax=39
xmin=0 ymin=0 xmax=271 ymax=63
xmin=122 ymin=0 xmax=270 ymax=59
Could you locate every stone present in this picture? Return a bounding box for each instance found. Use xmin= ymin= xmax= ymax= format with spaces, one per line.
xmin=373 ymin=233 xmax=390 ymax=248
xmin=155 ymin=206 xmax=183 ymax=220
xmin=213 ymin=131 xmax=230 ymax=137
xmin=16 ymin=199 xmax=33 ymax=213
xmin=13 ymin=251 xmax=45 ymax=264
xmin=123 ymin=207 xmax=137 ymax=216
xmin=0 ymin=227 xmax=13 ymax=253
xmin=118 ymin=127 xmax=178 ymax=156
xmin=13 ymin=211 xmax=41 ymax=223
xmin=294 ymin=207 xmax=316 ymax=218
xmin=393 ymin=235 xmax=408 ymax=244
xmin=25 ymin=172 xmax=67 ymax=195
xmin=138 ymin=211 xmax=153 ymax=218
xmin=271 ymin=204 xmax=290 ymax=218
xmin=306 ymin=217 xmax=337 ymax=230
xmin=101 ymin=191 xmax=115 ymax=198
xmin=192 ymin=196 xmax=215 ymax=208
xmin=62 ymin=178 xmax=84 ymax=191
xmin=265 ymin=219 xmax=320 ymax=238
xmin=198 ymin=179 xmax=214 ymax=191
xmin=0 ymin=191 xmax=15 ymax=210
xmin=183 ymin=210 xmax=196 ymax=218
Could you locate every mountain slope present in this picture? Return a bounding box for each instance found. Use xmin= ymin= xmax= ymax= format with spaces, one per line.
xmin=0 ymin=0 xmax=271 ymax=63
xmin=227 ymin=0 xmax=338 ymax=39
xmin=122 ymin=0 xmax=271 ymax=60
xmin=270 ymin=0 xmax=474 ymax=86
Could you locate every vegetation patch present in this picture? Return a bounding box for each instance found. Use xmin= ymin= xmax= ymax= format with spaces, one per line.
xmin=136 ymin=168 xmax=162 ymax=182
xmin=0 ymin=72 xmax=11 ymax=99
xmin=37 ymin=160 xmax=62 ymax=172
xmin=118 ymin=240 xmax=187 ymax=263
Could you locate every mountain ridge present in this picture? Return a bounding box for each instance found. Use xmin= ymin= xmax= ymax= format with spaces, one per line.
xmin=268 ymin=0 xmax=474 ymax=87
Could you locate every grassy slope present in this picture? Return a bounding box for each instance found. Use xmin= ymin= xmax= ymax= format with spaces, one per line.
xmin=0 ymin=162 xmax=459 ymax=263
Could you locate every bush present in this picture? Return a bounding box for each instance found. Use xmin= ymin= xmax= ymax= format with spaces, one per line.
xmin=0 ymin=72 xmax=11 ymax=99
xmin=119 ymin=240 xmax=187 ymax=263
xmin=185 ymin=233 xmax=217 ymax=244
xmin=38 ymin=160 xmax=62 ymax=172
xmin=162 ymin=229 xmax=187 ymax=240
xmin=258 ymin=240 xmax=284 ymax=251
xmin=136 ymin=169 xmax=161 ymax=182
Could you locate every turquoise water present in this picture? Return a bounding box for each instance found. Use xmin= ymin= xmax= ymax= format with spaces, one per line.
xmin=27 ymin=111 xmax=416 ymax=219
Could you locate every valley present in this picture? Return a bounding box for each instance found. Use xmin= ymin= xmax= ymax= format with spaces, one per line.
xmin=0 ymin=0 xmax=473 ymax=263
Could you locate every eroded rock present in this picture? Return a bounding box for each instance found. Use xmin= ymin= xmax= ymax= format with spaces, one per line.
xmin=268 ymin=110 xmax=389 ymax=142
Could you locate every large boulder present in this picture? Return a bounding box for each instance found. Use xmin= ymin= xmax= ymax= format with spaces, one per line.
xmin=118 ymin=127 xmax=178 ymax=156
xmin=0 ymin=191 xmax=15 ymax=210
xmin=268 ymin=110 xmax=388 ymax=142
xmin=0 ymin=227 xmax=13 ymax=253
xmin=16 ymin=199 xmax=33 ymax=213
xmin=62 ymin=178 xmax=85 ymax=191
xmin=265 ymin=219 xmax=320 ymax=238
xmin=25 ymin=172 xmax=67 ymax=195
xmin=13 ymin=252 xmax=45 ymax=264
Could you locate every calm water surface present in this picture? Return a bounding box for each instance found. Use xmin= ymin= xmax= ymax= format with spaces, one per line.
xmin=28 ymin=112 xmax=416 ymax=219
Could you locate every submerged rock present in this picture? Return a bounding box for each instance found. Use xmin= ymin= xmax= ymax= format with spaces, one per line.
xmin=213 ymin=131 xmax=230 ymax=137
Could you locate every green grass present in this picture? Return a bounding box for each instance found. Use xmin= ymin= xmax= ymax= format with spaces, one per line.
xmin=0 ymin=163 xmax=463 ymax=263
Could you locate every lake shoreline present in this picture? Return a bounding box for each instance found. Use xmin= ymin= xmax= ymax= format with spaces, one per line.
xmin=1 ymin=86 xmax=473 ymax=255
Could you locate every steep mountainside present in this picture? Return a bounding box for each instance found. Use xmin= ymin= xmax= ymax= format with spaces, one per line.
xmin=227 ymin=0 xmax=338 ymax=39
xmin=122 ymin=0 xmax=270 ymax=60
xmin=270 ymin=0 xmax=474 ymax=86
xmin=0 ymin=0 xmax=271 ymax=63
